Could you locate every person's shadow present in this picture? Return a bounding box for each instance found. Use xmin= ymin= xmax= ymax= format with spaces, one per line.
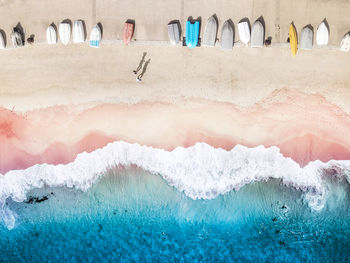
xmin=133 ymin=52 xmax=147 ymax=74
xmin=138 ymin=58 xmax=151 ymax=80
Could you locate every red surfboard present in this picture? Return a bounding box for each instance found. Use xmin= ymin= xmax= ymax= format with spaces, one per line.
xmin=123 ymin=22 xmax=134 ymax=45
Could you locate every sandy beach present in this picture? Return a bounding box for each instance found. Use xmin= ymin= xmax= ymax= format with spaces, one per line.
xmin=0 ymin=0 xmax=350 ymax=174
xmin=0 ymin=43 xmax=350 ymax=112
xmin=0 ymin=0 xmax=349 ymax=111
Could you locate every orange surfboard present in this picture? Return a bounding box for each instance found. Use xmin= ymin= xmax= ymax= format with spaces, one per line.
xmin=123 ymin=22 xmax=134 ymax=45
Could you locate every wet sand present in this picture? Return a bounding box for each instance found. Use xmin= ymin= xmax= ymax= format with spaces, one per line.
xmin=2 ymin=89 xmax=350 ymax=174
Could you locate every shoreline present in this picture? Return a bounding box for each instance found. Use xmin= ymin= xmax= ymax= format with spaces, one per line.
xmin=2 ymin=90 xmax=350 ymax=173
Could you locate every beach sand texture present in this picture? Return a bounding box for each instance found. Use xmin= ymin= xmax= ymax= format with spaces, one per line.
xmin=0 ymin=0 xmax=350 ymax=174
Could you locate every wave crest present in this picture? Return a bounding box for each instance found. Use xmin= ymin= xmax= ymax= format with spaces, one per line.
xmin=1 ymin=141 xmax=350 ymax=230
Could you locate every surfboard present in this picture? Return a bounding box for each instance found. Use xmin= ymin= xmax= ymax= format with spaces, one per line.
xmin=340 ymin=32 xmax=350 ymax=52
xmin=202 ymin=15 xmax=217 ymax=47
xmin=186 ymin=20 xmax=199 ymax=48
xmin=316 ymin=22 xmax=329 ymax=46
xmin=192 ymin=21 xmax=200 ymax=47
xmin=73 ymin=20 xmax=85 ymax=43
xmin=250 ymin=20 xmax=264 ymax=48
xmin=289 ymin=23 xmax=298 ymax=56
xmin=46 ymin=25 xmax=57 ymax=45
xmin=299 ymin=26 xmax=313 ymax=50
xmin=168 ymin=23 xmax=180 ymax=45
xmin=59 ymin=22 xmax=71 ymax=45
xmin=11 ymin=31 xmax=23 ymax=48
xmin=221 ymin=20 xmax=234 ymax=50
xmin=123 ymin=22 xmax=134 ymax=45
xmin=238 ymin=21 xmax=250 ymax=46
xmin=0 ymin=31 xmax=5 ymax=49
xmin=89 ymin=24 xmax=101 ymax=48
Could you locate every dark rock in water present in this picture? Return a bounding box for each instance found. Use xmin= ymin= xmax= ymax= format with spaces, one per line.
xmin=25 ymin=195 xmax=49 ymax=204
xmin=272 ymin=217 xmax=278 ymax=222
xmin=279 ymin=241 xmax=286 ymax=245
xmin=281 ymin=205 xmax=288 ymax=209
xmin=98 ymin=224 xmax=103 ymax=233
xmin=275 ymin=230 xmax=281 ymax=234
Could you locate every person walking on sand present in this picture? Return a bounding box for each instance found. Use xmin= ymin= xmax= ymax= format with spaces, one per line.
xmin=136 ymin=59 xmax=151 ymax=82
xmin=133 ymin=52 xmax=147 ymax=75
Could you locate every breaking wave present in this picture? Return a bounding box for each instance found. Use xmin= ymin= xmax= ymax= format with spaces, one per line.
xmin=1 ymin=141 xmax=350 ymax=230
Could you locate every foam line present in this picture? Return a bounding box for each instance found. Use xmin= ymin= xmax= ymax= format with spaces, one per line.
xmin=1 ymin=141 xmax=350 ymax=230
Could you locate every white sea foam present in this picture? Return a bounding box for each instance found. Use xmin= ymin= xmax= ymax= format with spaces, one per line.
xmin=1 ymin=141 xmax=350 ymax=230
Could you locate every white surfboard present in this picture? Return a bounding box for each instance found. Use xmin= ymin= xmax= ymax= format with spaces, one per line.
xmin=340 ymin=33 xmax=350 ymax=52
xmin=46 ymin=25 xmax=57 ymax=44
xmin=316 ymin=22 xmax=329 ymax=46
xmin=0 ymin=31 xmax=5 ymax=49
xmin=238 ymin=21 xmax=250 ymax=45
xmin=299 ymin=26 xmax=313 ymax=50
xmin=73 ymin=20 xmax=85 ymax=43
xmin=251 ymin=20 xmax=264 ymax=48
xmin=202 ymin=16 xmax=217 ymax=47
xmin=90 ymin=24 xmax=102 ymax=48
xmin=59 ymin=22 xmax=71 ymax=45
xmin=168 ymin=23 xmax=180 ymax=45
xmin=221 ymin=20 xmax=234 ymax=50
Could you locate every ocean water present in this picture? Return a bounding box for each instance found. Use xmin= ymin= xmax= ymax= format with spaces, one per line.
xmin=1 ymin=142 xmax=350 ymax=262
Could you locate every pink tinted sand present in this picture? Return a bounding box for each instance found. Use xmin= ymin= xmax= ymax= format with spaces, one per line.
xmin=1 ymin=89 xmax=350 ymax=174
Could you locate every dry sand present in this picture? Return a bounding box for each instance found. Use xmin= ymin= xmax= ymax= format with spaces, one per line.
xmin=0 ymin=43 xmax=349 ymax=113
xmin=0 ymin=0 xmax=349 ymax=112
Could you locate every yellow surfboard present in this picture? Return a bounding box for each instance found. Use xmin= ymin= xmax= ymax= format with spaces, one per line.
xmin=289 ymin=23 xmax=298 ymax=56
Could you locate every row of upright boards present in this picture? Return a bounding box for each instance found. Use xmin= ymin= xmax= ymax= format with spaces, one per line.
xmin=167 ymin=15 xmax=350 ymax=54
xmin=46 ymin=21 xmax=102 ymax=47
xmin=48 ymin=20 xmax=134 ymax=47
xmin=167 ymin=17 xmax=266 ymax=49
xmin=0 ymin=19 xmax=136 ymax=49
xmin=0 ymin=16 xmax=348 ymax=54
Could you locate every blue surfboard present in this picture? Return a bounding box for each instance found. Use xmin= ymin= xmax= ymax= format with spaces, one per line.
xmin=186 ymin=20 xmax=200 ymax=48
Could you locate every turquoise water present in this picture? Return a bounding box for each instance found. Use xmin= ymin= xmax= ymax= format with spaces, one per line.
xmin=1 ymin=167 xmax=350 ymax=262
